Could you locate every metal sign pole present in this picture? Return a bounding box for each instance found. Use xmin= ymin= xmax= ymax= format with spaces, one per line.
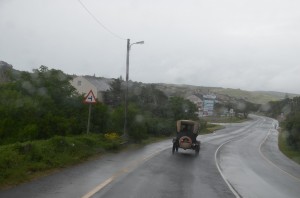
xmin=83 ymin=90 xmax=96 ymax=134
xmin=87 ymin=103 xmax=92 ymax=134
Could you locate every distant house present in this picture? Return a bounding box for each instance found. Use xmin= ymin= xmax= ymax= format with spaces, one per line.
xmin=70 ymin=76 xmax=111 ymax=102
xmin=185 ymin=95 xmax=203 ymax=117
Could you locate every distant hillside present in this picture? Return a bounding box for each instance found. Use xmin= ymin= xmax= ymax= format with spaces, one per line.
xmin=154 ymin=83 xmax=299 ymax=104
xmin=1 ymin=60 xmax=298 ymax=104
xmin=209 ymin=88 xmax=298 ymax=104
xmin=0 ymin=61 xmax=13 ymax=82
xmin=0 ymin=61 xmax=21 ymax=83
xmin=253 ymin=91 xmax=299 ymax=100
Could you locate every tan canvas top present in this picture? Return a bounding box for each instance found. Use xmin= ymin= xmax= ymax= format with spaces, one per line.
xmin=176 ymin=120 xmax=199 ymax=134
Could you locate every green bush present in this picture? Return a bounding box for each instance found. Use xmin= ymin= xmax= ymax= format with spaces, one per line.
xmin=18 ymin=124 xmax=39 ymax=142
xmin=0 ymin=146 xmax=24 ymax=170
xmin=128 ymin=119 xmax=148 ymax=142
xmin=198 ymin=119 xmax=207 ymax=132
xmin=145 ymin=118 xmax=174 ymax=136
xmin=0 ymin=134 xmax=121 ymax=187
xmin=282 ymin=111 xmax=300 ymax=150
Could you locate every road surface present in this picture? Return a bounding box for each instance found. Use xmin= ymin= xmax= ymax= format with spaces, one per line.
xmin=0 ymin=115 xmax=299 ymax=198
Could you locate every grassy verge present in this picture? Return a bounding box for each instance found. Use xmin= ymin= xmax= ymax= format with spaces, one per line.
xmin=200 ymin=123 xmax=225 ymax=135
xmin=0 ymin=125 xmax=226 ymax=189
xmin=122 ymin=135 xmax=172 ymax=151
xmin=204 ymin=116 xmax=249 ymax=123
xmin=0 ymin=134 xmax=121 ymax=189
xmin=278 ymin=130 xmax=300 ymax=165
xmin=140 ymin=136 xmax=171 ymax=145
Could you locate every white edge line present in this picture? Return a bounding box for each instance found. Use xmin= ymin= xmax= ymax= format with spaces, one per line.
xmin=81 ymin=177 xmax=114 ymax=198
xmin=81 ymin=148 xmax=165 ymax=198
xmin=215 ymin=139 xmax=241 ymax=198
xmin=259 ymin=129 xmax=300 ymax=182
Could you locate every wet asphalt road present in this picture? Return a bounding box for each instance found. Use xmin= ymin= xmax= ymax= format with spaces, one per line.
xmin=1 ymin=115 xmax=299 ymax=198
xmin=218 ymin=116 xmax=300 ymax=198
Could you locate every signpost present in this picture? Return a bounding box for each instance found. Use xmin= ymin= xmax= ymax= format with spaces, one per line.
xmin=83 ymin=90 xmax=97 ymax=134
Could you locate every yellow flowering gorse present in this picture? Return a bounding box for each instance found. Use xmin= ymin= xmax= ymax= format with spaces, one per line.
xmin=104 ymin=132 xmax=120 ymax=141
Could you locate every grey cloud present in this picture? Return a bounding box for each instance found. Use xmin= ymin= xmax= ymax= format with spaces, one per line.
xmin=0 ymin=0 xmax=299 ymax=94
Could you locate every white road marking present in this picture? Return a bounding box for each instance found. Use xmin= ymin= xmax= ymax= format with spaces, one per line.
xmin=213 ymin=120 xmax=261 ymax=198
xmin=81 ymin=177 xmax=114 ymax=198
xmin=81 ymin=149 xmax=165 ymax=198
xmin=215 ymin=138 xmax=242 ymax=198
xmin=259 ymin=129 xmax=300 ymax=182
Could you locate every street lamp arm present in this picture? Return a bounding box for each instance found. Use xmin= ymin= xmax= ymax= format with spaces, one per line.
xmin=130 ymin=41 xmax=144 ymax=49
xmin=131 ymin=41 xmax=144 ymax=45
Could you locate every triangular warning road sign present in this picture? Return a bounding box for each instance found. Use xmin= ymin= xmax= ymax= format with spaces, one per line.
xmin=83 ymin=90 xmax=97 ymax=104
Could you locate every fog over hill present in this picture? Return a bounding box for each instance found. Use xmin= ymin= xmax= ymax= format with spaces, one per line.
xmin=1 ymin=60 xmax=299 ymax=105
xmin=154 ymin=83 xmax=299 ymax=104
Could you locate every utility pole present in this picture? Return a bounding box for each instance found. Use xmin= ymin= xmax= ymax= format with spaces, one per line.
xmin=123 ymin=39 xmax=144 ymax=139
xmin=123 ymin=39 xmax=130 ymax=138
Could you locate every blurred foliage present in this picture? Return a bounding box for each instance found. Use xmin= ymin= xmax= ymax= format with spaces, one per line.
xmin=214 ymin=99 xmax=260 ymax=119
xmin=0 ymin=66 xmax=203 ymax=144
xmin=104 ymin=80 xmax=199 ymax=142
xmin=278 ymin=130 xmax=300 ymax=164
xmin=104 ymin=132 xmax=121 ymax=141
xmin=263 ymin=97 xmax=300 ymax=151
xmin=103 ymin=77 xmax=123 ymax=107
xmin=0 ymin=134 xmax=120 ymax=187
xmin=0 ymin=66 xmax=108 ymax=144
xmin=282 ymin=111 xmax=300 ymax=150
xmin=0 ymin=66 xmax=204 ymax=186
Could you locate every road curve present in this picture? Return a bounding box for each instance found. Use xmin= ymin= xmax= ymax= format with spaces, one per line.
xmin=1 ymin=115 xmax=299 ymax=198
xmin=217 ymin=115 xmax=300 ymax=198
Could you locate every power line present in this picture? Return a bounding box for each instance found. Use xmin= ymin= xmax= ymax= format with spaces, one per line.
xmin=77 ymin=0 xmax=126 ymax=40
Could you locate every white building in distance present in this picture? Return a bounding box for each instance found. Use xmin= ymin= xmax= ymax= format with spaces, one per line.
xmin=70 ymin=76 xmax=111 ymax=102
xmin=203 ymin=94 xmax=216 ymax=116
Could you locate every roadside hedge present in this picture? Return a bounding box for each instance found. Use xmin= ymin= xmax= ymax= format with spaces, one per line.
xmin=0 ymin=134 xmax=121 ymax=188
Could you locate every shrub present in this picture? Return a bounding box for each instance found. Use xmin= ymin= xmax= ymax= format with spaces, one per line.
xmin=18 ymin=124 xmax=39 ymax=142
xmin=128 ymin=121 xmax=148 ymax=142
xmin=145 ymin=118 xmax=174 ymax=136
xmin=104 ymin=132 xmax=121 ymax=141
xmin=0 ymin=134 xmax=122 ymax=187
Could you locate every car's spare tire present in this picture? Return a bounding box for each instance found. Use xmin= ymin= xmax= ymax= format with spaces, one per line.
xmin=179 ymin=136 xmax=192 ymax=149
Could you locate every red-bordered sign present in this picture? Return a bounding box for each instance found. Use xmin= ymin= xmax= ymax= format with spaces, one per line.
xmin=83 ymin=90 xmax=97 ymax=104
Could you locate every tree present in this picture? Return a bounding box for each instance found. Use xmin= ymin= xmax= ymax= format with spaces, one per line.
xmin=104 ymin=77 xmax=124 ymax=107
xmin=265 ymin=96 xmax=300 ymax=150
xmin=234 ymin=100 xmax=259 ymax=118
xmin=135 ymin=84 xmax=168 ymax=117
xmin=0 ymin=66 xmax=89 ymax=144
xmin=282 ymin=97 xmax=300 ymax=150
xmin=90 ymin=103 xmax=110 ymax=133
xmin=168 ymin=97 xmax=198 ymax=121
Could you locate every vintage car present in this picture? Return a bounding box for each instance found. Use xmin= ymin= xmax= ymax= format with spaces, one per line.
xmin=172 ymin=120 xmax=201 ymax=155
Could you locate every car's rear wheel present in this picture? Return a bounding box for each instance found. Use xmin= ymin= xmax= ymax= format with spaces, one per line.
xmin=172 ymin=143 xmax=176 ymax=154
xmin=195 ymin=145 xmax=200 ymax=155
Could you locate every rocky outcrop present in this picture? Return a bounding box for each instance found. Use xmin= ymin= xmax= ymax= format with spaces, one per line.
xmin=0 ymin=61 xmax=13 ymax=83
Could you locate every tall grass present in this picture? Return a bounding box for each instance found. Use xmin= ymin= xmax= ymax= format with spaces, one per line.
xmin=0 ymin=134 xmax=121 ymax=188
xmin=278 ymin=130 xmax=300 ymax=165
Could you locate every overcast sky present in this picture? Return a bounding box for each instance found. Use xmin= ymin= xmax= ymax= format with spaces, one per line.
xmin=1 ymin=0 xmax=300 ymax=94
